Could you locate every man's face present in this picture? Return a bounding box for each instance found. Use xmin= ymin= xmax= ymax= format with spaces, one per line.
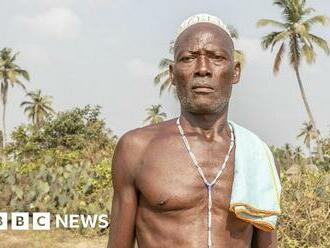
xmin=170 ymin=23 xmax=240 ymax=114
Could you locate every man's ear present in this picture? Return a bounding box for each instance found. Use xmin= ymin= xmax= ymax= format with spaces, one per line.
xmin=169 ymin=64 xmax=176 ymax=86
xmin=232 ymin=61 xmax=241 ymax=84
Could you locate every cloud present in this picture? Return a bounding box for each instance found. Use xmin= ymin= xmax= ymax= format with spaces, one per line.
xmin=16 ymin=8 xmax=81 ymax=40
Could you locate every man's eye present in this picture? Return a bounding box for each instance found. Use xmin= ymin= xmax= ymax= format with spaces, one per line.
xmin=212 ymin=55 xmax=225 ymax=61
xmin=181 ymin=56 xmax=195 ymax=62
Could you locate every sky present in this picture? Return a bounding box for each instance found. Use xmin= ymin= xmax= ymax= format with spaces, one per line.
xmin=1 ymin=0 xmax=330 ymax=150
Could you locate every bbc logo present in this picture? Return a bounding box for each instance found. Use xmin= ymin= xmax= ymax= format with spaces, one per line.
xmin=0 ymin=212 xmax=50 ymax=230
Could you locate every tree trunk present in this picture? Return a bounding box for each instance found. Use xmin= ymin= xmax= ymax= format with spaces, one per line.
xmin=294 ymin=65 xmax=324 ymax=161
xmin=1 ymin=97 xmax=6 ymax=163
xmin=2 ymin=101 xmax=6 ymax=148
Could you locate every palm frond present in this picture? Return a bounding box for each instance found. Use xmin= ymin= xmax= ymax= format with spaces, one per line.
xmin=273 ymin=0 xmax=286 ymax=8
xmin=273 ymin=42 xmax=286 ymax=74
xmin=16 ymin=69 xmax=30 ymax=81
xmin=302 ymin=7 xmax=315 ymax=16
xmin=227 ymin=25 xmax=239 ymax=39
xmin=256 ymin=19 xmax=286 ymax=28
xmin=302 ymin=43 xmax=316 ymax=64
xmin=271 ymin=31 xmax=291 ymax=51
xmin=261 ymin=32 xmax=282 ymax=50
xmin=308 ymin=33 xmax=330 ymax=55
xmin=159 ymin=78 xmax=172 ymax=96
xmin=169 ymin=40 xmax=175 ymax=54
xmin=9 ymin=52 xmax=19 ymax=63
xmin=261 ymin=31 xmax=290 ymax=51
xmin=234 ymin=50 xmax=245 ymax=68
xmin=303 ymin=15 xmax=328 ymax=30
xmin=158 ymin=58 xmax=173 ymax=69
xmin=154 ymin=69 xmax=169 ymax=85
xmin=20 ymin=100 xmax=33 ymax=107
xmin=7 ymin=70 xmax=17 ymax=83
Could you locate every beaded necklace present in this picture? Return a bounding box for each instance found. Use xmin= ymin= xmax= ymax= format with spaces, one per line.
xmin=176 ymin=117 xmax=235 ymax=247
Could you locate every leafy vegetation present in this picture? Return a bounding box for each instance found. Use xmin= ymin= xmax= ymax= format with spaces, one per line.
xmin=0 ymin=105 xmax=117 ymax=232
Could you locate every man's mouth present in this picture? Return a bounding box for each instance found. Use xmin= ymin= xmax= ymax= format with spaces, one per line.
xmin=192 ymin=86 xmax=215 ymax=93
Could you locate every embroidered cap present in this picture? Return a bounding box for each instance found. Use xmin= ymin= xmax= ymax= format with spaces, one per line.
xmin=175 ymin=13 xmax=232 ymax=43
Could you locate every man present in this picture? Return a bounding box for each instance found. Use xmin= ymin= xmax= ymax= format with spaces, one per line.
xmin=108 ymin=14 xmax=281 ymax=248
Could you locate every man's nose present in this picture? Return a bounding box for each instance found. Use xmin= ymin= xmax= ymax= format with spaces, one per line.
xmin=194 ymin=55 xmax=212 ymax=77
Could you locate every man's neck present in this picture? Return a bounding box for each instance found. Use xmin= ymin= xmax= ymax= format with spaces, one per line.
xmin=179 ymin=107 xmax=230 ymax=142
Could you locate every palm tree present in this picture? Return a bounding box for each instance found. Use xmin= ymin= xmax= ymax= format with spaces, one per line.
xmin=283 ymin=143 xmax=293 ymax=162
xmin=297 ymin=121 xmax=319 ymax=159
xmin=293 ymin=146 xmax=304 ymax=163
xmin=20 ymin=89 xmax=55 ymax=127
xmin=0 ymin=47 xmax=30 ymax=148
xmin=154 ymin=26 xmax=246 ymax=97
xmin=154 ymin=56 xmax=176 ymax=97
xmin=227 ymin=25 xmax=246 ymax=67
xmin=257 ymin=0 xmax=329 ymax=160
xmin=143 ymin=104 xmax=167 ymax=125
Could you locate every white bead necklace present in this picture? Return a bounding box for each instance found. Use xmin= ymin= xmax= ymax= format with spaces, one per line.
xmin=176 ymin=117 xmax=235 ymax=248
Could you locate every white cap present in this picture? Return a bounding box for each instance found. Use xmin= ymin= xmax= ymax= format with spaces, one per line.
xmin=175 ymin=13 xmax=232 ymax=43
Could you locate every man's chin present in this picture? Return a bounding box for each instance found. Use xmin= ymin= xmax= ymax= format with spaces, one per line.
xmin=184 ymin=101 xmax=229 ymax=115
xmin=186 ymin=104 xmax=219 ymax=114
xmin=177 ymin=93 xmax=229 ymax=114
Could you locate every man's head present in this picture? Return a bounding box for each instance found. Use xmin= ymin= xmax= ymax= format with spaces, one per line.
xmin=170 ymin=14 xmax=241 ymax=115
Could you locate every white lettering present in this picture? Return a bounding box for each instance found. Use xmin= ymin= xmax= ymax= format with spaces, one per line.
xmin=55 ymin=214 xmax=68 ymax=228
xmin=98 ymin=214 xmax=109 ymax=228
xmin=69 ymin=214 xmax=79 ymax=228
xmin=81 ymin=215 xmax=98 ymax=228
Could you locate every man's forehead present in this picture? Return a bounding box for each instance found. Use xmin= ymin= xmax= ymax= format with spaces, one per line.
xmin=178 ymin=23 xmax=231 ymax=42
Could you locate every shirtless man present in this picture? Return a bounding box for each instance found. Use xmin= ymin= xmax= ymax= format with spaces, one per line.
xmin=107 ymin=14 xmax=280 ymax=248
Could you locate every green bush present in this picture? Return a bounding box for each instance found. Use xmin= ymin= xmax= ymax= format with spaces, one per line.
xmin=0 ymin=159 xmax=112 ymax=215
xmin=0 ymin=105 xmax=116 ymax=233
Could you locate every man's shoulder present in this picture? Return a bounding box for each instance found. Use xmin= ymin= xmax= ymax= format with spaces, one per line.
xmin=117 ymin=118 xmax=177 ymax=154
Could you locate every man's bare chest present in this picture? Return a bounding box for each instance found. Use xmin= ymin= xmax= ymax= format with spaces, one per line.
xmin=134 ymin=136 xmax=236 ymax=213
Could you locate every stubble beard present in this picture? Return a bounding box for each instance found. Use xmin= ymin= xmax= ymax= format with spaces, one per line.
xmin=176 ymin=84 xmax=231 ymax=115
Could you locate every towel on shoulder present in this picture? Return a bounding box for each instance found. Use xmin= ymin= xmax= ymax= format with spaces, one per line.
xmin=228 ymin=120 xmax=282 ymax=232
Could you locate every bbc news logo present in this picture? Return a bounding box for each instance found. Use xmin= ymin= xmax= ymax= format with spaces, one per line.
xmin=0 ymin=212 xmax=109 ymax=230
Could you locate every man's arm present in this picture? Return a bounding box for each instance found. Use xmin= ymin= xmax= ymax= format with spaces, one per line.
xmin=107 ymin=131 xmax=142 ymax=248
xmin=251 ymin=227 xmax=278 ymax=248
